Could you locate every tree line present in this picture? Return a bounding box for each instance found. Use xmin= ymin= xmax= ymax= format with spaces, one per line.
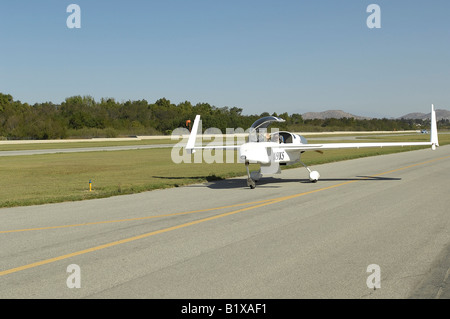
xmin=0 ymin=93 xmax=444 ymax=140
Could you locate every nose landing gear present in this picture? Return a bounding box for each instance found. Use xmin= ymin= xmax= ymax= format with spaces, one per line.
xmin=300 ymin=160 xmax=320 ymax=183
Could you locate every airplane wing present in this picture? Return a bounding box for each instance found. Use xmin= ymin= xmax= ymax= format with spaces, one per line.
xmin=279 ymin=104 xmax=439 ymax=152
xmin=279 ymin=141 xmax=433 ymax=151
xmin=186 ymin=105 xmax=439 ymax=153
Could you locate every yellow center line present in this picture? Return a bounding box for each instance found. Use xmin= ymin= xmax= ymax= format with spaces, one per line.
xmin=0 ymin=154 xmax=448 ymax=277
xmin=0 ymin=200 xmax=276 ymax=277
xmin=0 ymin=199 xmax=274 ymax=234
xmin=370 ymin=155 xmax=450 ymax=177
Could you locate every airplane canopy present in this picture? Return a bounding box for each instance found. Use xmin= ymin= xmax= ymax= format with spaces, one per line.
xmin=249 ymin=116 xmax=285 ymax=142
xmin=250 ymin=116 xmax=285 ymax=131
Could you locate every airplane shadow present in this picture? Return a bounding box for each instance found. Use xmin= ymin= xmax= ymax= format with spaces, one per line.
xmin=299 ymin=176 xmax=402 ymax=184
xmin=152 ymin=175 xmax=224 ymax=182
xmin=153 ymin=175 xmax=401 ymax=190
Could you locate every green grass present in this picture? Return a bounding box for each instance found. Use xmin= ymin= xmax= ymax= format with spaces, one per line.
xmin=0 ymin=149 xmax=257 ymax=208
xmin=0 ymin=133 xmax=448 ymax=208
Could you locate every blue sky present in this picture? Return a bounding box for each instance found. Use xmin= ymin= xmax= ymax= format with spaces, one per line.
xmin=1 ymin=0 xmax=449 ymax=118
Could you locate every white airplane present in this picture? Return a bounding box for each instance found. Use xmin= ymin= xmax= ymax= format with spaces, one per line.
xmin=186 ymin=105 xmax=439 ymax=189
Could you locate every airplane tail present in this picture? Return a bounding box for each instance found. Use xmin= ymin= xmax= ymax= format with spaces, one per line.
xmin=186 ymin=115 xmax=201 ymax=154
xmin=431 ymin=104 xmax=439 ymax=150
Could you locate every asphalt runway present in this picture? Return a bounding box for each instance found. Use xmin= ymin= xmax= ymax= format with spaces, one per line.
xmin=0 ymin=144 xmax=176 ymax=156
xmin=0 ymin=146 xmax=449 ymax=299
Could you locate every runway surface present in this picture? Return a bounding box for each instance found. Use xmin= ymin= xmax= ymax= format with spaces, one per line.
xmin=0 ymin=144 xmax=176 ymax=156
xmin=0 ymin=146 xmax=449 ymax=298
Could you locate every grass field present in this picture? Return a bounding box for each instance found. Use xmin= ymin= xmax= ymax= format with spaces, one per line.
xmin=0 ymin=132 xmax=448 ymax=208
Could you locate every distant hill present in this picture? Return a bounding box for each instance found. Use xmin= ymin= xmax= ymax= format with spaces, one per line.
xmin=301 ymin=108 xmax=450 ymax=120
xmin=399 ymin=109 xmax=450 ymax=120
xmin=302 ymin=110 xmax=372 ymax=120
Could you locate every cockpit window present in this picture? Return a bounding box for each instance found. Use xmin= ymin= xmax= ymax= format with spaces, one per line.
xmin=269 ymin=132 xmax=293 ymax=144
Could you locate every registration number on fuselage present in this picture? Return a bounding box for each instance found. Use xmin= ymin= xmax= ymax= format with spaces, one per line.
xmin=274 ymin=151 xmax=285 ymax=161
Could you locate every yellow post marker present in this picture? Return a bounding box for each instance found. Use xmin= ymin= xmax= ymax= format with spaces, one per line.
xmin=89 ymin=179 xmax=92 ymax=192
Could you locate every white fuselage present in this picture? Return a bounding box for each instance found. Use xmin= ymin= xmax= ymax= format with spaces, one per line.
xmin=239 ymin=131 xmax=305 ymax=166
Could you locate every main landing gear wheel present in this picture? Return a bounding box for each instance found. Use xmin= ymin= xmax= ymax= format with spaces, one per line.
xmin=245 ymin=161 xmax=257 ymax=189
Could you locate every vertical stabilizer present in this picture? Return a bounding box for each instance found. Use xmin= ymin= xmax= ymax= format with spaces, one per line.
xmin=431 ymin=104 xmax=439 ymax=150
xmin=186 ymin=115 xmax=201 ymax=154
